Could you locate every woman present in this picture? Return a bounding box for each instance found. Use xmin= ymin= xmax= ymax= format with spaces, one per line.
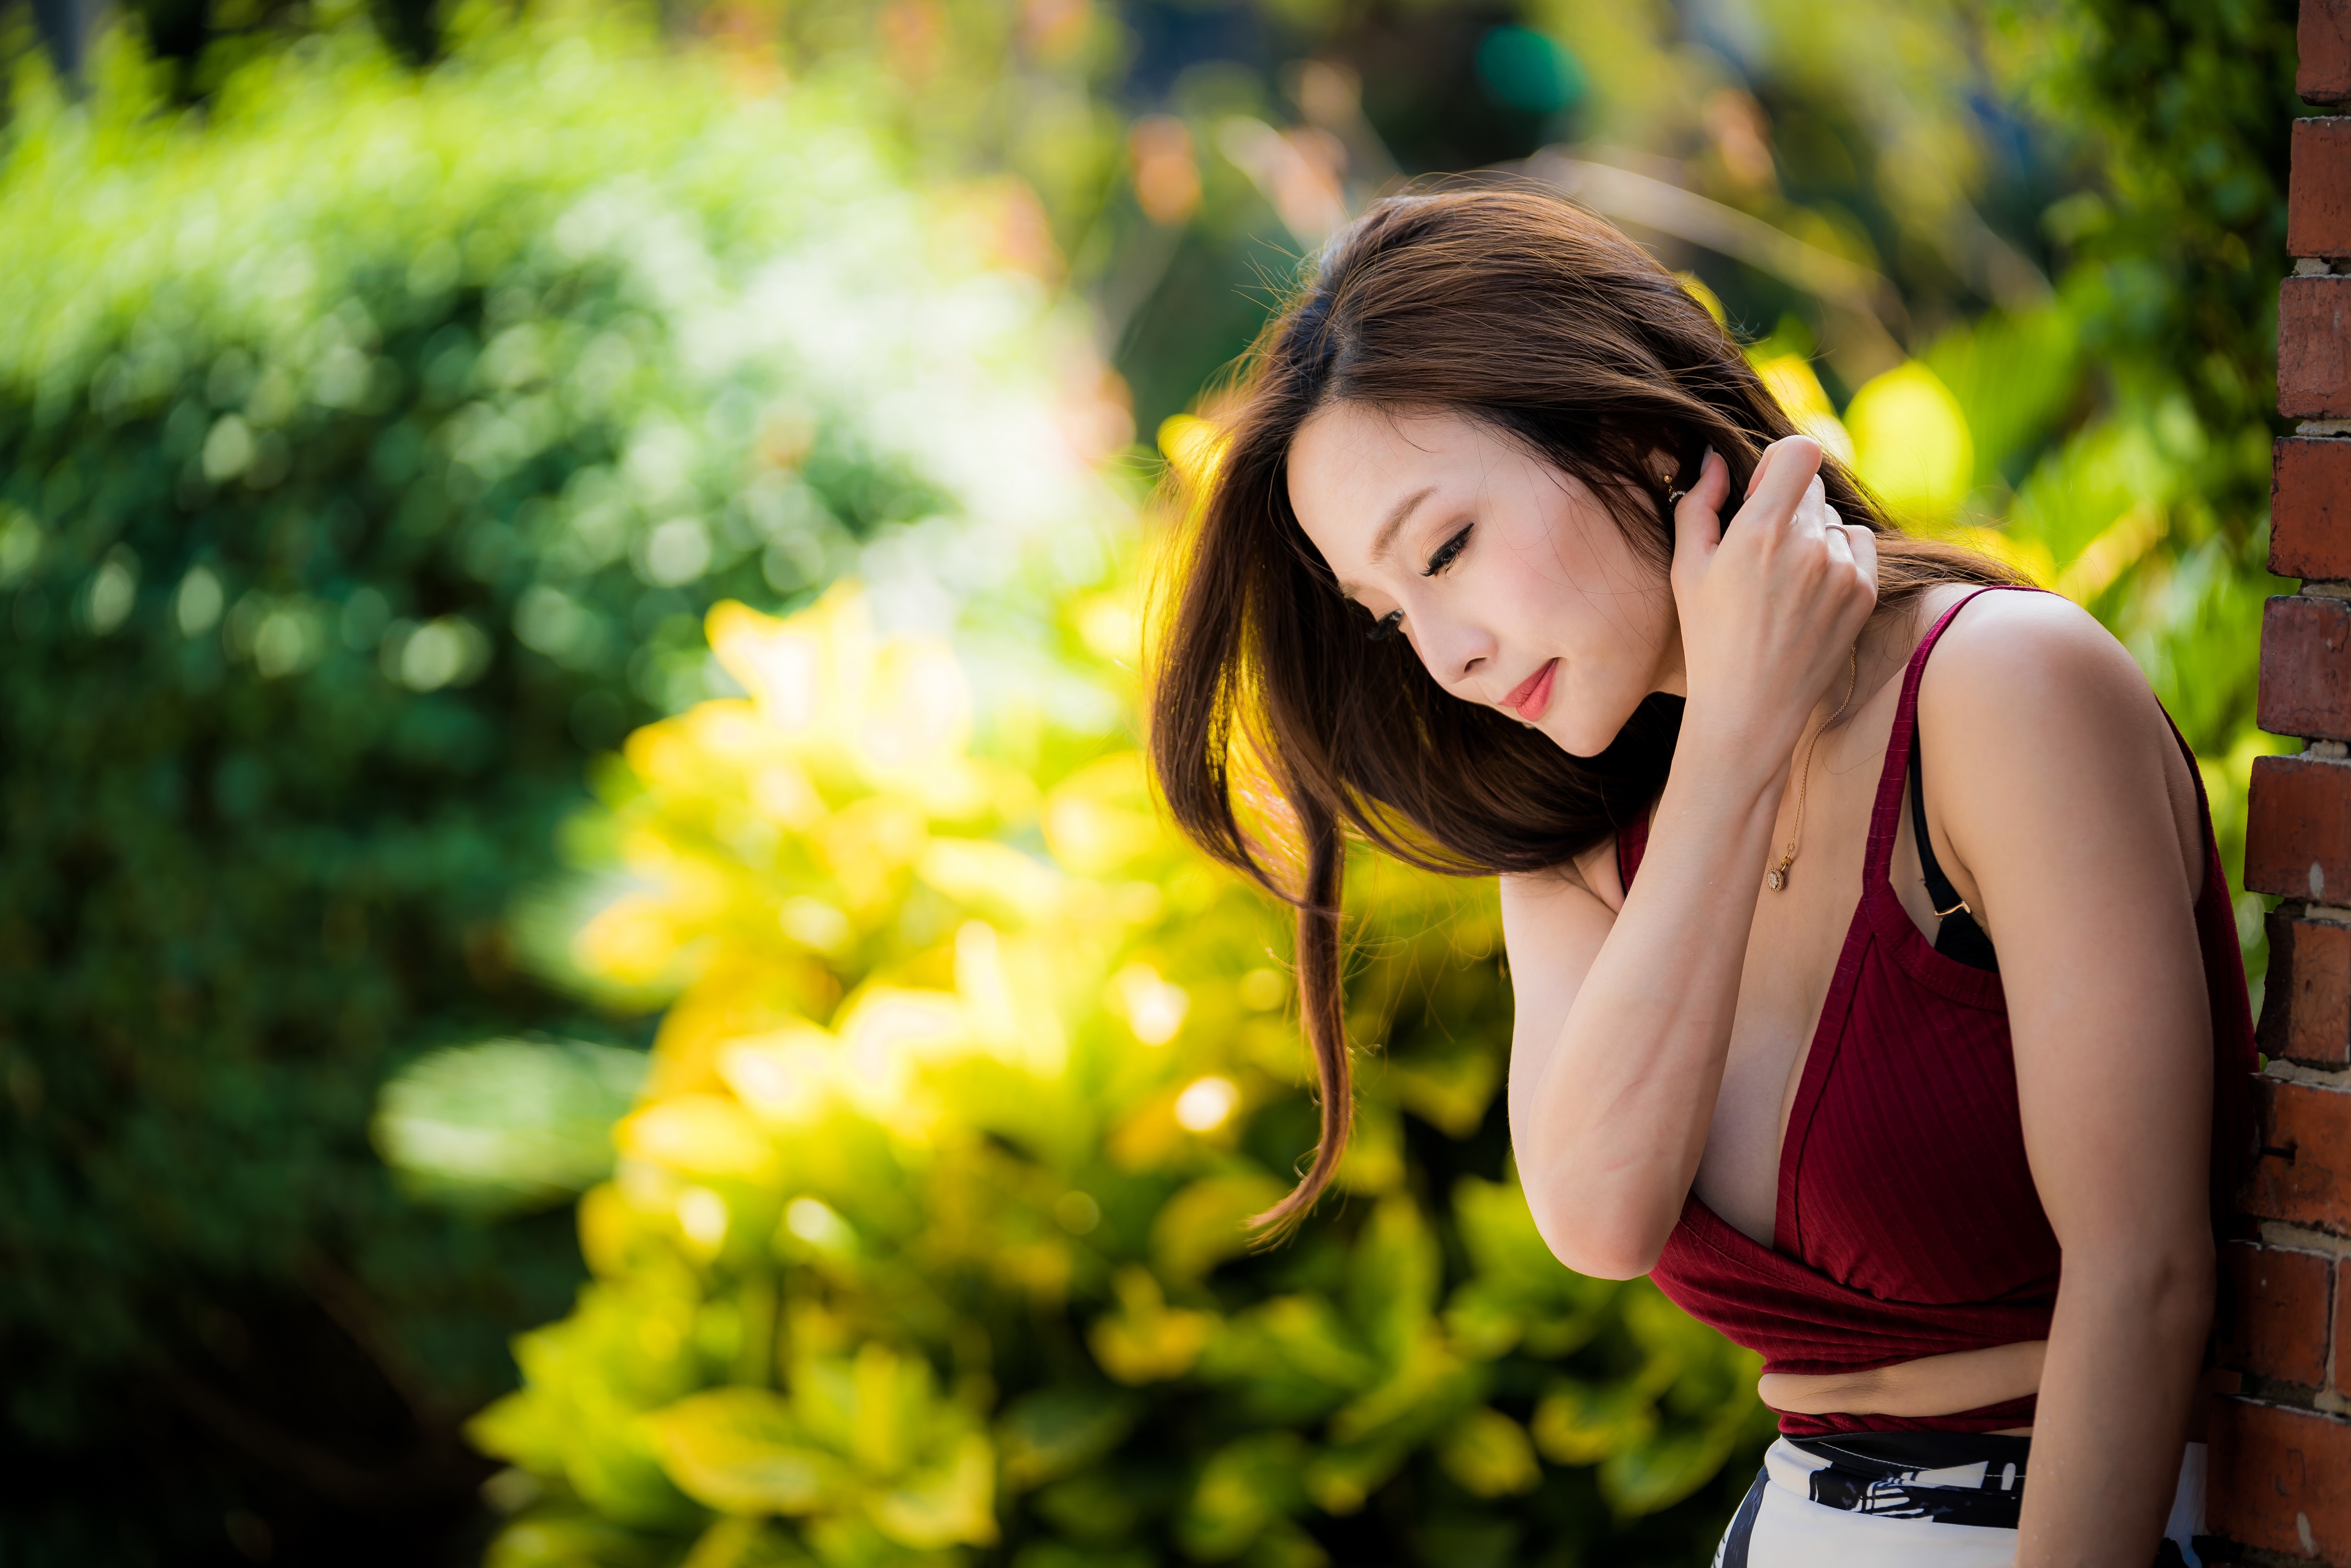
xmin=1147 ymin=189 xmax=2253 ymax=1566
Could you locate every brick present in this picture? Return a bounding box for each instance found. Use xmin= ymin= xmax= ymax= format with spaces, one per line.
xmin=2282 ymin=275 xmax=2351 ymax=419
xmin=2239 ymin=1076 xmax=2351 ymax=1232
xmin=2294 ymin=121 xmax=2351 ymax=257
xmin=2261 ymin=595 xmax=2351 ymax=741
xmin=2341 ymin=1258 xmax=2351 ymax=1396
xmin=2245 ymin=753 xmax=2351 ymax=901
xmin=2219 ymin=1240 xmax=2335 ymax=1387
xmin=2207 ymin=1398 xmax=2351 ymax=1562
xmin=2272 ymin=437 xmax=2351 ymax=580
xmin=2310 ymin=0 xmax=2351 ymax=106
xmin=2262 ymin=913 xmax=2351 ymax=1065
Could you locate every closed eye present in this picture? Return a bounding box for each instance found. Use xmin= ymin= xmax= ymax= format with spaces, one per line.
xmin=1422 ymin=524 xmax=1472 ymax=577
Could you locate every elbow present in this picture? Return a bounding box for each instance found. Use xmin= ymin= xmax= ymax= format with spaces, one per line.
xmin=1566 ymin=1245 xmax=1663 ymax=1283
xmin=1524 ymin=1187 xmax=1668 ymax=1281
xmin=2067 ymin=1233 xmax=2216 ymax=1343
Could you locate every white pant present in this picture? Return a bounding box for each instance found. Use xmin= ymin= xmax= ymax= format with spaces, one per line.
xmin=1712 ymin=1437 xmax=2207 ymax=1567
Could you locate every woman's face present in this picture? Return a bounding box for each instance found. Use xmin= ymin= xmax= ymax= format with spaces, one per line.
xmin=1287 ymin=402 xmax=1682 ymax=758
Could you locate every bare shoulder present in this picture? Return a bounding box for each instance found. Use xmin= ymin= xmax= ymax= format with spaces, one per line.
xmin=1912 ymin=583 xmax=2202 ymax=887
xmin=1914 ymin=586 xmax=2156 ymax=736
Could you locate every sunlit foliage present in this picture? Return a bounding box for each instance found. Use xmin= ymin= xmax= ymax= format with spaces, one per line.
xmin=0 ymin=11 xmax=1122 ymax=1555
xmin=392 ymin=585 xmax=1772 ymax=1566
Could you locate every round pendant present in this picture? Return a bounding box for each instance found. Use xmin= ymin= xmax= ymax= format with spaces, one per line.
xmin=1765 ymin=867 xmax=1787 ymax=892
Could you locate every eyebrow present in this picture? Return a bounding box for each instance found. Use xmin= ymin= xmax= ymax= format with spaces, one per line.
xmin=1366 ymin=485 xmax=1436 ymax=568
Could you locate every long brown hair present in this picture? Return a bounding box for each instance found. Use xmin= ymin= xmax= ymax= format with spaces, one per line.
xmin=1146 ymin=187 xmax=2018 ymax=1240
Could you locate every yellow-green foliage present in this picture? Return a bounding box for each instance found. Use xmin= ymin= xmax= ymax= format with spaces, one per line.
xmin=441 ymin=583 xmax=1769 ymax=1566
xmin=0 ymin=9 xmax=1127 ymax=1555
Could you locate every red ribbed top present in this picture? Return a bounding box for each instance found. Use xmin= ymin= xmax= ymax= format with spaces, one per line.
xmin=1615 ymin=587 xmax=2256 ymax=1436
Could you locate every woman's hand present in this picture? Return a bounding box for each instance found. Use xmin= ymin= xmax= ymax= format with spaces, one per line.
xmin=1507 ymin=436 xmax=1879 ymax=1277
xmin=1668 ymin=437 xmax=1879 ymax=761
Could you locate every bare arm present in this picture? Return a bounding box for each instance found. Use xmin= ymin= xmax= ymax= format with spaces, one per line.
xmin=1924 ymin=596 xmax=2213 ymax=1567
xmin=1505 ymin=437 xmax=1878 ymax=1279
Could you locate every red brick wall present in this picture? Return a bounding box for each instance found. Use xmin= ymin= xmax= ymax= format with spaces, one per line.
xmin=2206 ymin=9 xmax=2351 ymax=1560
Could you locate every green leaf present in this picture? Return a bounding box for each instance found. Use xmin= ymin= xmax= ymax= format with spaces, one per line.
xmin=1530 ymin=1380 xmax=1657 ymax=1468
xmin=1150 ymin=1175 xmax=1286 ymax=1283
xmin=647 ymin=1388 xmax=848 ymax=1515
xmin=374 ymin=1038 xmax=647 ymax=1216
xmin=1324 ymin=1325 xmax=1477 ymax=1449
xmin=487 ymin=1506 xmax=677 ymax=1568
xmin=1012 ymin=1545 xmax=1157 ymax=1568
xmin=997 ymin=1386 xmax=1142 ymax=1491
xmin=1177 ymin=1432 xmax=1307 ymax=1563
xmin=1599 ymin=1424 xmax=1740 ymax=1518
xmin=1033 ymin=1469 xmax=1150 ymax=1545
xmin=1198 ymin=1295 xmax=1379 ymax=1406
xmin=469 ymin=1389 xmax=572 ymax=1476
xmin=1343 ymin=1193 xmax=1440 ymax=1361
xmin=868 ymin=1431 xmax=999 ymax=1548
xmin=1088 ymin=1266 xmax=1215 ymax=1385
xmin=1387 ymin=1046 xmax=1502 ymax=1139
xmin=681 ymin=1517 xmax=816 ymax=1568
xmin=1300 ymin=1438 xmax=1409 ymax=1518
xmin=1434 ymin=1406 xmax=1542 ymax=1499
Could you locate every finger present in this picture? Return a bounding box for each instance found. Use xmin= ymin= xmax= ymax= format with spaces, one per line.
xmin=1671 ymin=446 xmax=1732 ymax=570
xmin=1746 ymin=435 xmax=1824 ymax=528
xmin=1822 ymin=520 xmax=1855 ymax=563
xmin=1844 ymin=523 xmax=1881 ymax=595
xmin=1685 ymin=444 xmax=1731 ymax=516
xmin=1796 ymin=475 xmax=1829 ymax=534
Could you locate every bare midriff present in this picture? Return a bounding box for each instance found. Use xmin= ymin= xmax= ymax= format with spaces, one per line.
xmin=1759 ymin=1340 xmax=2045 ymax=1436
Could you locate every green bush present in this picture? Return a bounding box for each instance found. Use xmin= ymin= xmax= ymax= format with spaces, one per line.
xmin=0 ymin=11 xmax=1120 ymax=1557
xmin=390 ymin=585 xmax=1773 ymax=1568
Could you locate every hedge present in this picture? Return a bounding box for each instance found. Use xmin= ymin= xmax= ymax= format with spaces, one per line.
xmin=384 ymin=583 xmax=1774 ymax=1568
xmin=0 ymin=11 xmax=1119 ymax=1559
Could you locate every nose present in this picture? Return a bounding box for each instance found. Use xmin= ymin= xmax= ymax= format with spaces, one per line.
xmin=1413 ymin=613 xmax=1494 ymax=692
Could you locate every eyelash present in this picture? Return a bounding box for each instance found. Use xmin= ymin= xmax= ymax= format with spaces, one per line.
xmin=1366 ymin=526 xmax=1472 ymax=642
xmin=1423 ymin=525 xmax=1472 ymax=577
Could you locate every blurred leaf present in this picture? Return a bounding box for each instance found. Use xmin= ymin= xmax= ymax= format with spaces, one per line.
xmin=868 ymin=1432 xmax=999 ymax=1548
xmin=681 ymin=1517 xmax=816 ymax=1568
xmin=486 ymin=1507 xmax=677 ymax=1568
xmin=1386 ymin=1046 xmax=1501 ymax=1139
xmin=647 ymin=1388 xmax=844 ymax=1515
xmin=997 ymin=1386 xmax=1142 ymax=1491
xmin=1599 ymin=1423 xmax=1742 ymax=1518
xmin=1434 ymin=1406 xmax=1542 ymax=1498
xmin=1848 ymin=361 xmax=1974 ymax=524
xmin=1178 ymin=1432 xmax=1308 ymax=1562
xmin=1530 ymin=1380 xmax=1658 ymax=1467
xmin=1089 ymin=1267 xmax=1215 ymax=1386
xmin=1150 ymin=1175 xmax=1286 ymax=1283
xmin=374 ymin=1038 xmax=647 ymax=1216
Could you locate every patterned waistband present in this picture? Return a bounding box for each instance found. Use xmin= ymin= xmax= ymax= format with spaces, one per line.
xmin=1785 ymin=1431 xmax=2032 ymax=1527
xmin=1780 ymin=1433 xmax=2198 ymax=1564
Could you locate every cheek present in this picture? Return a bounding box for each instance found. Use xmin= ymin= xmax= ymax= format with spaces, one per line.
xmin=1533 ymin=566 xmax=1674 ymax=754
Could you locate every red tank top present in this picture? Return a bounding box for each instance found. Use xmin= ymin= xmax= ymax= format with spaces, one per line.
xmin=1615 ymin=587 xmax=2256 ymax=1437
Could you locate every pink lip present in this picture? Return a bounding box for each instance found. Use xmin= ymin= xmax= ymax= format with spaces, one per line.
xmin=1504 ymin=659 xmax=1557 ymax=722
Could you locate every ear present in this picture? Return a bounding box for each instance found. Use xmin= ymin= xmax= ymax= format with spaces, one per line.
xmin=1643 ymin=446 xmax=1681 ymax=491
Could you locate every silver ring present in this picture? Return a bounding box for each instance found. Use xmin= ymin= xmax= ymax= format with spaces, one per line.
xmin=1667 ymin=486 xmax=1689 ymax=506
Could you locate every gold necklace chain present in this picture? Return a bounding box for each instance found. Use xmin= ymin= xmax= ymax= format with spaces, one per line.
xmin=1766 ymin=645 xmax=1859 ymax=893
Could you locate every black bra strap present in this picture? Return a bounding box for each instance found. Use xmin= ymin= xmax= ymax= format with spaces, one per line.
xmin=1908 ymin=726 xmax=1999 ymax=972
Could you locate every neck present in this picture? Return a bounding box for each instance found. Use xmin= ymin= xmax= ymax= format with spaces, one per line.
xmin=1651 ymin=600 xmax=1915 ymax=742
